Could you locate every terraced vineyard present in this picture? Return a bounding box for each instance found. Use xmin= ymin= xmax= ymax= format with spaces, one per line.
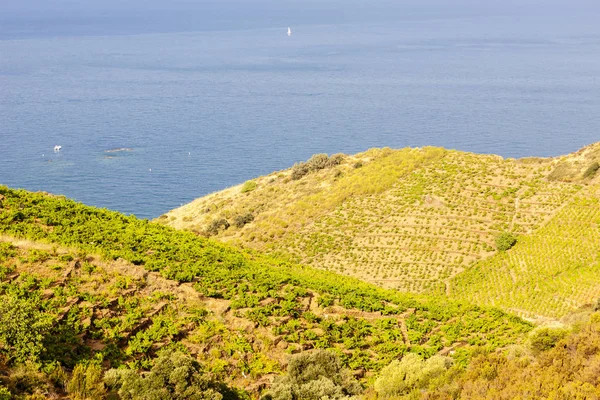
xmin=284 ymin=152 xmax=580 ymax=293
xmin=163 ymin=144 xmax=598 ymax=297
xmin=451 ymin=184 xmax=600 ymax=319
xmin=0 ymin=186 xmax=532 ymax=398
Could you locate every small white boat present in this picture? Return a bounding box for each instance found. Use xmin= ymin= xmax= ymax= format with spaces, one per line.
xmin=53 ymin=145 xmax=62 ymax=152
xmin=287 ymin=27 xmax=292 ymax=36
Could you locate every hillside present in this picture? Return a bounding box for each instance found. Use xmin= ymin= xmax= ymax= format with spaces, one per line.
xmin=0 ymin=186 xmax=532 ymax=399
xmin=161 ymin=143 xmax=600 ymax=319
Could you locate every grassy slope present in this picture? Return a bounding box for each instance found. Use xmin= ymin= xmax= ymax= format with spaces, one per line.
xmin=162 ymin=143 xmax=600 ymax=318
xmin=0 ymin=186 xmax=531 ymax=397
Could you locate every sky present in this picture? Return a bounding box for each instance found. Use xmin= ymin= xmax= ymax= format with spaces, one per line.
xmin=2 ymin=0 xmax=599 ymax=39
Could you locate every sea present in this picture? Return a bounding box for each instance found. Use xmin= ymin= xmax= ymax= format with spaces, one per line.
xmin=1 ymin=0 xmax=599 ymax=219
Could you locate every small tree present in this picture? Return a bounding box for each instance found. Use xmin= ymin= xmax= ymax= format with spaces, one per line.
xmin=267 ymin=349 xmax=362 ymax=400
xmin=495 ymin=232 xmax=517 ymax=251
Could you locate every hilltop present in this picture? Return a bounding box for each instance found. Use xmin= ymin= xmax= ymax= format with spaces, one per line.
xmin=0 ymin=186 xmax=531 ymax=398
xmin=161 ymin=143 xmax=600 ymax=319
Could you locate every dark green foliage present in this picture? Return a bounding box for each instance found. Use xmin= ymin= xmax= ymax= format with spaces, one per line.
xmin=495 ymin=232 xmax=517 ymax=251
xmin=267 ymin=350 xmax=362 ymax=400
xmin=0 ymin=294 xmax=52 ymax=363
xmin=233 ymin=213 xmax=254 ymax=228
xmin=583 ymin=161 xmax=599 ymax=179
xmin=66 ymin=362 xmax=106 ymax=400
xmin=104 ymin=349 xmax=228 ymax=400
xmin=528 ymin=326 xmax=569 ymax=355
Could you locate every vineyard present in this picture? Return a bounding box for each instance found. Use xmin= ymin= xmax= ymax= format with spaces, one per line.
xmin=163 ymin=144 xmax=599 ymax=308
xmin=0 ymin=186 xmax=532 ymax=398
xmin=450 ymin=185 xmax=600 ymax=319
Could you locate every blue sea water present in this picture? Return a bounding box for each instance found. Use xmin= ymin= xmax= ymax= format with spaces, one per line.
xmin=1 ymin=1 xmax=600 ymax=218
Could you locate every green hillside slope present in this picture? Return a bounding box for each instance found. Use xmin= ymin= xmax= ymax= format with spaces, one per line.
xmin=162 ymin=143 xmax=600 ymax=318
xmin=0 ymin=186 xmax=531 ymax=398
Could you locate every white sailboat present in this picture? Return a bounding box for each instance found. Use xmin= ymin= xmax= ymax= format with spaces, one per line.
xmin=287 ymin=27 xmax=292 ymax=36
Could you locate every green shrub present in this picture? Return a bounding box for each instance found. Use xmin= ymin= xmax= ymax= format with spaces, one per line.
xmin=207 ymin=218 xmax=230 ymax=236
xmin=307 ymin=154 xmax=330 ymax=171
xmin=327 ymin=153 xmax=345 ymax=167
xmin=241 ymin=180 xmax=258 ymax=193
xmin=291 ymin=162 xmax=310 ymax=180
xmin=0 ymin=295 xmax=52 ymax=363
xmin=495 ymin=232 xmax=517 ymax=251
xmin=583 ymin=162 xmax=599 ymax=179
xmin=104 ymin=349 xmax=224 ymax=400
xmin=374 ymin=353 xmax=452 ymax=398
xmin=3 ymin=362 xmax=51 ymax=397
xmin=528 ymin=327 xmax=569 ymax=355
xmin=267 ymin=349 xmax=362 ymax=400
xmin=234 ymin=213 xmax=254 ymax=228
xmin=66 ymin=362 xmax=106 ymax=400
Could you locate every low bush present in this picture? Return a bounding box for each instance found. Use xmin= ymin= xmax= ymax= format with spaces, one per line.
xmin=374 ymin=353 xmax=452 ymax=398
xmin=583 ymin=162 xmax=599 ymax=179
xmin=327 ymin=153 xmax=345 ymax=167
xmin=528 ymin=326 xmax=569 ymax=355
xmin=291 ymin=162 xmax=310 ymax=180
xmin=241 ymin=180 xmax=258 ymax=193
xmin=104 ymin=349 xmax=225 ymax=400
xmin=267 ymin=349 xmax=362 ymax=400
xmin=207 ymin=218 xmax=230 ymax=236
xmin=495 ymin=232 xmax=517 ymax=251
xmin=307 ymin=154 xmax=330 ymax=171
xmin=234 ymin=213 xmax=254 ymax=228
